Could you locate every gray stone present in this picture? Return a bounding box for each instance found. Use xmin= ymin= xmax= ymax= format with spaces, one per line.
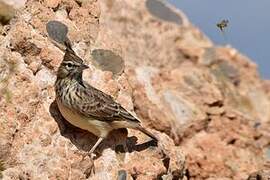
xmin=91 ymin=49 xmax=125 ymax=76
xmin=46 ymin=20 xmax=70 ymax=46
xmin=146 ymin=0 xmax=182 ymax=25
xmin=117 ymin=170 xmax=127 ymax=180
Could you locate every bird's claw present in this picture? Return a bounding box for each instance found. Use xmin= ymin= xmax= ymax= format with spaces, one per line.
xmin=78 ymin=151 xmax=96 ymax=176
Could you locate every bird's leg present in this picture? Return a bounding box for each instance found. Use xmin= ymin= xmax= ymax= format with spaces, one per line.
xmin=89 ymin=137 xmax=104 ymax=155
xmin=81 ymin=137 xmax=104 ymax=175
xmin=82 ymin=137 xmax=104 ymax=159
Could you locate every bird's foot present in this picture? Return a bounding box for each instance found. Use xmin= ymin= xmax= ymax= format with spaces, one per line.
xmin=83 ymin=157 xmax=95 ymax=177
xmin=79 ymin=151 xmax=96 ymax=175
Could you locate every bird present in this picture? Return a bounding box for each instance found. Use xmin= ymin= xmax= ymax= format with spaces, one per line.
xmin=54 ymin=43 xmax=158 ymax=158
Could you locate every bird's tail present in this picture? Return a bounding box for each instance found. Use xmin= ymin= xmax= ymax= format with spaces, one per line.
xmin=136 ymin=126 xmax=158 ymax=142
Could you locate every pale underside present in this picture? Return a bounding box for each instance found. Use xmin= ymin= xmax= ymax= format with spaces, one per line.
xmin=56 ymin=98 xmax=138 ymax=138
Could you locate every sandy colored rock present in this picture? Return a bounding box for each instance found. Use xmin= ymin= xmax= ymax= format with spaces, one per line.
xmin=247 ymin=169 xmax=270 ymax=180
xmin=45 ymin=0 xmax=62 ymax=8
xmin=0 ymin=0 xmax=269 ymax=179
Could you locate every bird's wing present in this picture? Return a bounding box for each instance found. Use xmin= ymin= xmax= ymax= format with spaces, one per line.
xmin=77 ymin=84 xmax=140 ymax=123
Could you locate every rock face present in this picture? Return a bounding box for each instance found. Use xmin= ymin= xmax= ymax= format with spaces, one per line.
xmin=0 ymin=0 xmax=269 ymax=179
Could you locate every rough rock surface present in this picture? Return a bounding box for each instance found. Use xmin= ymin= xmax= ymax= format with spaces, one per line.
xmin=0 ymin=0 xmax=269 ymax=179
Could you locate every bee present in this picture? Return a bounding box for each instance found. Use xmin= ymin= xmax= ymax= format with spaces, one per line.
xmin=216 ymin=19 xmax=229 ymax=32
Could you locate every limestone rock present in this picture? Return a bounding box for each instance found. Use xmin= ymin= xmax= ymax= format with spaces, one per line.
xmin=0 ymin=0 xmax=269 ymax=179
xmin=247 ymin=169 xmax=270 ymax=180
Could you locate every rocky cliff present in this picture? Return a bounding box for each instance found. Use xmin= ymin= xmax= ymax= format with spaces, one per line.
xmin=0 ymin=0 xmax=269 ymax=179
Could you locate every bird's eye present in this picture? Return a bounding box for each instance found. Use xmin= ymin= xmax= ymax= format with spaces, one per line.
xmin=66 ymin=63 xmax=73 ymax=68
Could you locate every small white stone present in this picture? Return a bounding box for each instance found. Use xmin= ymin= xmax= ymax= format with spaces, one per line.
xmin=34 ymin=68 xmax=56 ymax=89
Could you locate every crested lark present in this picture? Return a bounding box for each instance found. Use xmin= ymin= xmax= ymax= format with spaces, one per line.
xmin=55 ymin=44 xmax=158 ymax=157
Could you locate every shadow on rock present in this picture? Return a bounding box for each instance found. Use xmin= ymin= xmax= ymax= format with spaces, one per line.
xmin=49 ymin=100 xmax=157 ymax=158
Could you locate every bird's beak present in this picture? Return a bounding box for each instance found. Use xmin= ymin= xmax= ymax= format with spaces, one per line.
xmin=80 ymin=64 xmax=89 ymax=70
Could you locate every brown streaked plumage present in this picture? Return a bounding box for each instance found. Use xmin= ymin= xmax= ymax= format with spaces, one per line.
xmin=55 ymin=44 xmax=158 ymax=157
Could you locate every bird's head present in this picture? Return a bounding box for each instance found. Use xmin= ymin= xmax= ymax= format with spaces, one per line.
xmin=57 ymin=48 xmax=89 ymax=79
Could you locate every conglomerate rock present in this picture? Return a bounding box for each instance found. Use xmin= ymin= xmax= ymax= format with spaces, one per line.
xmin=0 ymin=0 xmax=269 ymax=179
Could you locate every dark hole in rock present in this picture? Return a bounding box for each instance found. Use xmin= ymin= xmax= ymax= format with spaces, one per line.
xmin=65 ymin=6 xmax=73 ymax=16
xmin=52 ymin=3 xmax=60 ymax=12
xmin=146 ymin=0 xmax=182 ymax=25
xmin=185 ymin=169 xmax=190 ymax=180
xmin=253 ymin=134 xmax=262 ymax=141
xmin=208 ymin=100 xmax=223 ymax=107
xmin=91 ymin=49 xmax=125 ymax=76
xmin=247 ymin=173 xmax=263 ymax=180
xmin=227 ymin=138 xmax=236 ymax=145
xmin=255 ymin=174 xmax=262 ymax=180
xmin=162 ymin=156 xmax=170 ymax=171
xmin=46 ymin=20 xmax=70 ymax=45
xmin=131 ymin=171 xmax=138 ymax=180
xmin=75 ymin=0 xmax=83 ymax=7
xmin=117 ymin=170 xmax=127 ymax=180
